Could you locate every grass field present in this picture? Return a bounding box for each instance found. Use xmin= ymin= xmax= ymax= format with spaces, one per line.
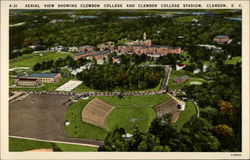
xmin=10 ymin=78 xmax=70 ymax=92
xmin=175 ymin=16 xmax=199 ymax=23
xmin=9 ymin=137 xmax=98 ymax=152
xmin=174 ymin=101 xmax=197 ymax=130
xmin=10 ymin=52 xmax=74 ymax=68
xmin=72 ymin=84 xmax=99 ymax=92
xmin=107 ymin=107 xmax=156 ymax=133
xmin=98 ymin=94 xmax=170 ymax=107
xmin=168 ymin=70 xmax=206 ymax=90
xmin=65 ymin=94 xmax=170 ymax=140
xmin=225 ymin=56 xmax=241 ymax=65
xmin=64 ymin=99 xmax=108 ymax=140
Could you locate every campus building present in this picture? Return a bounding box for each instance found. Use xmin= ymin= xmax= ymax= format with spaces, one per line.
xmin=174 ymin=75 xmax=189 ymax=84
xmin=88 ymin=50 xmax=111 ymax=61
xmin=25 ymin=73 xmax=62 ymax=83
xmin=16 ymin=78 xmax=42 ymax=87
xmin=213 ymin=35 xmax=230 ymax=43
xmin=79 ymin=45 xmax=95 ymax=52
xmin=74 ymin=50 xmax=96 ymax=60
xmin=113 ymin=32 xmax=182 ymax=57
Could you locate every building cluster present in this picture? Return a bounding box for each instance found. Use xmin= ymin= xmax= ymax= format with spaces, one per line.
xmin=15 ymin=73 xmax=62 ymax=87
xmin=73 ymin=32 xmax=182 ymax=62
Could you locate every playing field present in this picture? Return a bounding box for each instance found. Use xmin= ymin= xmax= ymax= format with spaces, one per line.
xmin=106 ymin=107 xmax=156 ymax=133
xmin=10 ymin=52 xmax=73 ymax=68
xmin=65 ymin=94 xmax=171 ymax=140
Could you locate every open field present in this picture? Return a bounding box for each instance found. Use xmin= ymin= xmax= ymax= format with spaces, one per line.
xmin=9 ymin=137 xmax=98 ymax=152
xmin=225 ymin=56 xmax=241 ymax=65
xmin=97 ymin=94 xmax=170 ymax=107
xmin=168 ymin=70 xmax=206 ymax=90
xmin=72 ymin=84 xmax=98 ymax=92
xmin=107 ymin=107 xmax=156 ymax=133
xmin=10 ymin=52 xmax=73 ymax=68
xmin=175 ymin=15 xmax=199 ymax=23
xmin=65 ymin=99 xmax=108 ymax=140
xmin=174 ymin=101 xmax=197 ymax=130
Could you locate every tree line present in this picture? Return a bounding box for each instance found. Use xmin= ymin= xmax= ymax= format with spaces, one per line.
xmin=98 ymin=114 xmax=234 ymax=152
xmin=76 ymin=64 xmax=163 ymax=91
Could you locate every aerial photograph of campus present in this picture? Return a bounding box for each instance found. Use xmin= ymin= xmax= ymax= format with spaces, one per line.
xmin=9 ymin=9 xmax=242 ymax=152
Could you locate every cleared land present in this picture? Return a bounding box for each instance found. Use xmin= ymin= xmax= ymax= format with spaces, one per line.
xmin=168 ymin=70 xmax=206 ymax=90
xmin=82 ymin=98 xmax=115 ymax=128
xmin=56 ymin=80 xmax=82 ymax=91
xmin=107 ymin=107 xmax=156 ymax=133
xmin=225 ymin=56 xmax=241 ymax=65
xmin=10 ymin=52 xmax=73 ymax=68
xmin=9 ymin=137 xmax=97 ymax=152
xmin=9 ymin=94 xmax=103 ymax=146
xmin=174 ymin=101 xmax=197 ymax=130
xmin=154 ymin=98 xmax=181 ymax=123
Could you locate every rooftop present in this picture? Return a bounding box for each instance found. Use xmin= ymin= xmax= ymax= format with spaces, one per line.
xmin=91 ymin=50 xmax=111 ymax=56
xmin=214 ymin=35 xmax=229 ymax=39
xmin=27 ymin=73 xmax=58 ymax=78
xmin=175 ymin=75 xmax=189 ymax=80
xmin=75 ymin=50 xmax=95 ymax=56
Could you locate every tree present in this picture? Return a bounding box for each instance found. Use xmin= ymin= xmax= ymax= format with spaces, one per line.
xmin=214 ymin=124 xmax=233 ymax=139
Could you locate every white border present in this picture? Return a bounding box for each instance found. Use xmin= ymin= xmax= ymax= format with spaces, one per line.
xmin=1 ymin=1 xmax=249 ymax=159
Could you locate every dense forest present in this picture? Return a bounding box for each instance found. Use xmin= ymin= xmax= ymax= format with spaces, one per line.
xmin=76 ymin=64 xmax=163 ymax=91
xmin=10 ymin=10 xmax=241 ymax=58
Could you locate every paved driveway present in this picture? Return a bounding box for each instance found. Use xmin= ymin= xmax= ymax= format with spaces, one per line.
xmin=9 ymin=94 xmax=103 ymax=146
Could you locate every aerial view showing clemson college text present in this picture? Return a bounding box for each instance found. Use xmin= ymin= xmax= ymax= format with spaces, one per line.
xmin=9 ymin=9 xmax=242 ymax=153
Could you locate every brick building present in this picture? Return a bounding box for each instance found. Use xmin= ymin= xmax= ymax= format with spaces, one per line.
xmin=116 ymin=32 xmax=182 ymax=56
xmin=16 ymin=78 xmax=42 ymax=87
xmin=89 ymin=50 xmax=111 ymax=61
xmin=74 ymin=50 xmax=96 ymax=60
xmin=25 ymin=73 xmax=62 ymax=83
xmin=213 ymin=35 xmax=230 ymax=43
xmin=174 ymin=75 xmax=189 ymax=84
xmin=79 ymin=45 xmax=95 ymax=52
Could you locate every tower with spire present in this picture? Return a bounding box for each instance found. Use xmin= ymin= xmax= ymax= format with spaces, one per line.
xmin=143 ymin=32 xmax=147 ymax=40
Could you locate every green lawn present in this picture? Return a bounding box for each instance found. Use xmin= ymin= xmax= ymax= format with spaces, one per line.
xmin=225 ymin=56 xmax=241 ymax=65
xmin=65 ymin=94 xmax=170 ymax=140
xmin=73 ymin=84 xmax=99 ymax=92
xmin=168 ymin=69 xmax=206 ymax=90
xmin=107 ymin=107 xmax=156 ymax=133
xmin=174 ymin=101 xmax=197 ymax=130
xmin=10 ymin=78 xmax=70 ymax=92
xmin=175 ymin=16 xmax=199 ymax=23
xmin=98 ymin=94 xmax=170 ymax=107
xmin=10 ymin=52 xmax=74 ymax=68
xmin=9 ymin=137 xmax=98 ymax=152
xmin=64 ymin=98 xmax=108 ymax=140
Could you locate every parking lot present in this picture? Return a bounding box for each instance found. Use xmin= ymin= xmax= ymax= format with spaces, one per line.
xmin=9 ymin=94 xmax=103 ymax=146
